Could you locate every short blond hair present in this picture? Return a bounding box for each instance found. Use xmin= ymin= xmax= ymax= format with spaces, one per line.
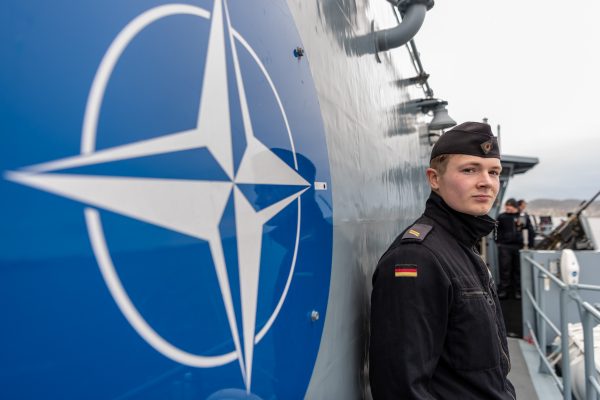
xmin=429 ymin=154 xmax=453 ymax=175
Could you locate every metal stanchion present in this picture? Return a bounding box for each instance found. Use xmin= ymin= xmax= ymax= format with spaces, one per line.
xmin=536 ymin=268 xmax=549 ymax=373
xmin=561 ymin=288 xmax=572 ymax=400
xmin=582 ymin=308 xmax=596 ymax=400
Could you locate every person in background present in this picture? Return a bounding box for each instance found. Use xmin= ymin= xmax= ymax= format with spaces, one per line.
xmin=369 ymin=122 xmax=515 ymax=399
xmin=496 ymin=198 xmax=526 ymax=299
xmin=517 ymin=199 xmax=536 ymax=248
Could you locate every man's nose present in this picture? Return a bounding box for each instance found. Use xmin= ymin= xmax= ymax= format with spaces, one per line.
xmin=477 ymin=172 xmax=493 ymax=187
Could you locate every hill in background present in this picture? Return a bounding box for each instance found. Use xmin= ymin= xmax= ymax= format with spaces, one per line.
xmin=526 ymin=199 xmax=600 ymax=217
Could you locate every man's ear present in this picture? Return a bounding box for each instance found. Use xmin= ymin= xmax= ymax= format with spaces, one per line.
xmin=426 ymin=168 xmax=440 ymax=190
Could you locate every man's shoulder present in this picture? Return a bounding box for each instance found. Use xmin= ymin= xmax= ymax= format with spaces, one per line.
xmin=385 ymin=219 xmax=436 ymax=250
xmin=381 ymin=220 xmax=437 ymax=261
xmin=399 ymin=222 xmax=434 ymax=243
xmin=374 ymin=223 xmax=447 ymax=285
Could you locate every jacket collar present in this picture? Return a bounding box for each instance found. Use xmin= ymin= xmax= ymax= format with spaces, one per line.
xmin=424 ymin=191 xmax=496 ymax=247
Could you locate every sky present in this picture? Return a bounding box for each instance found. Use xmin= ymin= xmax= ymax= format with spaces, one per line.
xmin=414 ymin=0 xmax=600 ymax=201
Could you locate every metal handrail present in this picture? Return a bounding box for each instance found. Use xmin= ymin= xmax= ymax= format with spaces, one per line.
xmin=575 ymin=283 xmax=600 ymax=292
xmin=523 ymin=255 xmax=572 ymax=398
xmin=582 ymin=302 xmax=600 ymax=320
xmin=526 ymin=321 xmax=564 ymax=391
xmin=591 ymin=378 xmax=600 ymax=398
xmin=523 ymin=254 xmax=600 ymax=400
xmin=580 ymin=300 xmax=600 ymax=400
xmin=525 ymin=289 xmax=561 ymax=336
xmin=524 ymin=255 xmax=567 ymax=288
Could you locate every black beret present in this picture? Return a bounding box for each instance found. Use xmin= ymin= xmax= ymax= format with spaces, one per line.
xmin=430 ymin=121 xmax=500 ymax=161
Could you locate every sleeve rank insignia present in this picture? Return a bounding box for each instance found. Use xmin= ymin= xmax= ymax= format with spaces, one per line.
xmin=395 ymin=264 xmax=417 ymax=278
xmin=401 ymin=223 xmax=432 ymax=242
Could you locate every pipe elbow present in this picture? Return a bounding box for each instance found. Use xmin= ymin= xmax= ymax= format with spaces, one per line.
xmin=375 ymin=3 xmax=428 ymax=53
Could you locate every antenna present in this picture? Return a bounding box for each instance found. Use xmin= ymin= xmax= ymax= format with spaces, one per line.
xmin=497 ymin=124 xmax=501 ymax=153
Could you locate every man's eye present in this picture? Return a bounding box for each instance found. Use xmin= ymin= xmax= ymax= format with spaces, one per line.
xmin=490 ymin=170 xmax=500 ymax=176
xmin=462 ymin=168 xmax=475 ymax=173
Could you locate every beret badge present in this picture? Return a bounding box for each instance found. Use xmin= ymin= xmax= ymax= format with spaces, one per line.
xmin=480 ymin=139 xmax=493 ymax=154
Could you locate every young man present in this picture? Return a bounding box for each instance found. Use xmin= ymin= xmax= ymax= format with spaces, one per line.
xmin=497 ymin=198 xmax=534 ymax=299
xmin=369 ymin=122 xmax=515 ymax=399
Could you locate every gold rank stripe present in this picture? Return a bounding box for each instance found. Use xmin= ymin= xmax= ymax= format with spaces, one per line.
xmin=407 ymin=229 xmax=420 ymax=237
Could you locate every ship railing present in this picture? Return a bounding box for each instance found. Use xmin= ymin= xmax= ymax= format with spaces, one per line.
xmin=523 ymin=254 xmax=600 ymax=400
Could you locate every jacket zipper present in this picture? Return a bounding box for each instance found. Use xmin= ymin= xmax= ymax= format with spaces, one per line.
xmin=487 ymin=283 xmax=515 ymax=400
xmin=496 ymin=325 xmax=511 ymax=372
xmin=485 ymin=282 xmax=512 ymax=373
xmin=472 ymin=247 xmax=515 ymax=399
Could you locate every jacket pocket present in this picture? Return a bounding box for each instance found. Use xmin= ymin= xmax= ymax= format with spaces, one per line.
xmin=446 ymin=287 xmax=501 ymax=371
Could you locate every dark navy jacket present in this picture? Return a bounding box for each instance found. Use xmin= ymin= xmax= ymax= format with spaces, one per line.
xmin=497 ymin=211 xmax=535 ymax=247
xmin=369 ymin=192 xmax=515 ymax=399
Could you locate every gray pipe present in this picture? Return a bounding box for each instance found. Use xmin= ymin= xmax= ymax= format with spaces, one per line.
xmin=375 ymin=4 xmax=427 ymax=53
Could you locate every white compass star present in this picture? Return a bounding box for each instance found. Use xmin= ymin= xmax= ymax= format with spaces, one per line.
xmin=5 ymin=0 xmax=309 ymax=392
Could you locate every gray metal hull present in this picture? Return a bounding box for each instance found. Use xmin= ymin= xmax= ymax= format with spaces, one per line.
xmin=287 ymin=1 xmax=432 ymax=397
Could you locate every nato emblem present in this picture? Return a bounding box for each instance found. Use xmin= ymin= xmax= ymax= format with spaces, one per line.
xmin=3 ymin=0 xmax=333 ymax=398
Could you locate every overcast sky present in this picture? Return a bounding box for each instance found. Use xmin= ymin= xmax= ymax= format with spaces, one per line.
xmin=415 ymin=0 xmax=600 ymax=201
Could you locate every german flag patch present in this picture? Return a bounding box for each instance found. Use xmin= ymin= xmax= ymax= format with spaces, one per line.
xmin=395 ymin=264 xmax=417 ymax=278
